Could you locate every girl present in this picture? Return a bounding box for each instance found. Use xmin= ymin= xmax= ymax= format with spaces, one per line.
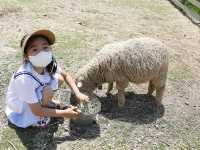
xmin=5 ymin=29 xmax=89 ymax=128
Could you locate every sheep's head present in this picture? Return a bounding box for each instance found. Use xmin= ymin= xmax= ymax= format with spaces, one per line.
xmin=76 ymin=63 xmax=102 ymax=93
xmin=76 ymin=75 xmax=97 ymax=93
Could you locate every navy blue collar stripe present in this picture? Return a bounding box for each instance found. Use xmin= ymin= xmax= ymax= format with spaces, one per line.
xmin=14 ymin=71 xmax=44 ymax=86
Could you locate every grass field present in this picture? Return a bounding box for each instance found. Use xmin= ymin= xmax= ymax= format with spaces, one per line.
xmin=0 ymin=0 xmax=200 ymax=149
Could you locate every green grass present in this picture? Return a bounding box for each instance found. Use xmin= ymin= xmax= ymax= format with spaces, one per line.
xmin=56 ymin=32 xmax=87 ymax=50
xmin=182 ymin=0 xmax=200 ymax=15
xmin=7 ymin=40 xmax=19 ymax=49
xmin=0 ymin=119 xmax=64 ymax=150
xmin=168 ymin=63 xmax=193 ymax=82
xmin=0 ymin=0 xmax=200 ymax=149
xmin=113 ymin=0 xmax=171 ymax=14
xmin=0 ymin=127 xmax=26 ymax=150
xmin=0 ymin=0 xmax=22 ymax=16
xmin=0 ymin=0 xmax=52 ymax=17
xmin=153 ymin=143 xmax=168 ymax=150
xmin=54 ymin=32 xmax=86 ymax=61
xmin=53 ymin=31 xmax=92 ymax=69
xmin=0 ymin=0 xmax=37 ymax=13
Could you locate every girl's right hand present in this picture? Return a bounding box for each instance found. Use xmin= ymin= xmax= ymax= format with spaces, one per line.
xmin=63 ymin=106 xmax=80 ymax=118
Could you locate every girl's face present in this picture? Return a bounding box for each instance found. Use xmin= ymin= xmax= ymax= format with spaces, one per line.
xmin=26 ymin=37 xmax=52 ymax=57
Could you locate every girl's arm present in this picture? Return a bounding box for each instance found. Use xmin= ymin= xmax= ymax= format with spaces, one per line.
xmin=60 ymin=70 xmax=89 ymax=103
xmin=29 ymin=103 xmax=79 ymax=118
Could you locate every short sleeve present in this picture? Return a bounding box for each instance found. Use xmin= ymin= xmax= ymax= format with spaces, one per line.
xmin=51 ymin=73 xmax=60 ymax=91
xmin=14 ymin=76 xmax=39 ymax=104
xmin=56 ymin=65 xmax=63 ymax=74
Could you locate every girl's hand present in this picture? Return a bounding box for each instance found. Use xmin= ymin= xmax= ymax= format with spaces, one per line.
xmin=76 ymin=92 xmax=89 ymax=103
xmin=63 ymin=106 xmax=80 ymax=118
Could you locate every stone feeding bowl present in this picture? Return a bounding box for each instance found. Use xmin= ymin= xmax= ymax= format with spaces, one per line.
xmin=72 ymin=94 xmax=101 ymax=126
xmin=56 ymin=89 xmax=101 ymax=126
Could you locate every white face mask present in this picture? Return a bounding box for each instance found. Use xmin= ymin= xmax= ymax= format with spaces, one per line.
xmin=29 ymin=51 xmax=53 ymax=67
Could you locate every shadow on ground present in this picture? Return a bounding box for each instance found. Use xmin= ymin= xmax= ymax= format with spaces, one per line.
xmin=99 ymin=92 xmax=165 ymax=124
xmin=54 ymin=94 xmax=101 ymax=143
xmin=54 ymin=121 xmax=100 ymax=144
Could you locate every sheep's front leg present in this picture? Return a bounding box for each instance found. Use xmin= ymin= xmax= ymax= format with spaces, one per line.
xmin=155 ymin=85 xmax=165 ymax=106
xmin=106 ymin=82 xmax=113 ymax=95
xmin=116 ymin=81 xmax=128 ymax=108
xmin=147 ymin=80 xmax=155 ymax=95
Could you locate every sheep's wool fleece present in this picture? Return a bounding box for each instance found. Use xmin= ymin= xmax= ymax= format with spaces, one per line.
xmin=77 ymin=37 xmax=168 ymax=84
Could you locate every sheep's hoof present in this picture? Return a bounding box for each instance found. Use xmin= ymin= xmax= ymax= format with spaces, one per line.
xmin=147 ymin=93 xmax=154 ymax=99
xmin=154 ymin=98 xmax=162 ymax=108
xmin=147 ymin=92 xmax=152 ymax=96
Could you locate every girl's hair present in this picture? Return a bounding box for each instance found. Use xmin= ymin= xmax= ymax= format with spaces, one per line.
xmin=22 ymin=35 xmax=57 ymax=75
xmin=46 ymin=56 xmax=57 ymax=75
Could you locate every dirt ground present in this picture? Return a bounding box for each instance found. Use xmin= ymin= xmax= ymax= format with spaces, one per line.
xmin=0 ymin=0 xmax=200 ymax=149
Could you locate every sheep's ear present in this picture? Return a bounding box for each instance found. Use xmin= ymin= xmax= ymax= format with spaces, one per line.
xmin=77 ymin=82 xmax=82 ymax=88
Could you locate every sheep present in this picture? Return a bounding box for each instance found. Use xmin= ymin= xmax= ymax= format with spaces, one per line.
xmin=76 ymin=37 xmax=169 ymax=107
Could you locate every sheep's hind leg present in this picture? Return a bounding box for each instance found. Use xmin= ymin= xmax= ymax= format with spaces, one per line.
xmin=155 ymin=85 xmax=165 ymax=106
xmin=116 ymin=81 xmax=128 ymax=108
xmin=147 ymin=80 xmax=156 ymax=96
xmin=155 ymin=64 xmax=168 ymax=106
xmin=147 ymin=78 xmax=166 ymax=107
xmin=106 ymin=82 xmax=113 ymax=95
